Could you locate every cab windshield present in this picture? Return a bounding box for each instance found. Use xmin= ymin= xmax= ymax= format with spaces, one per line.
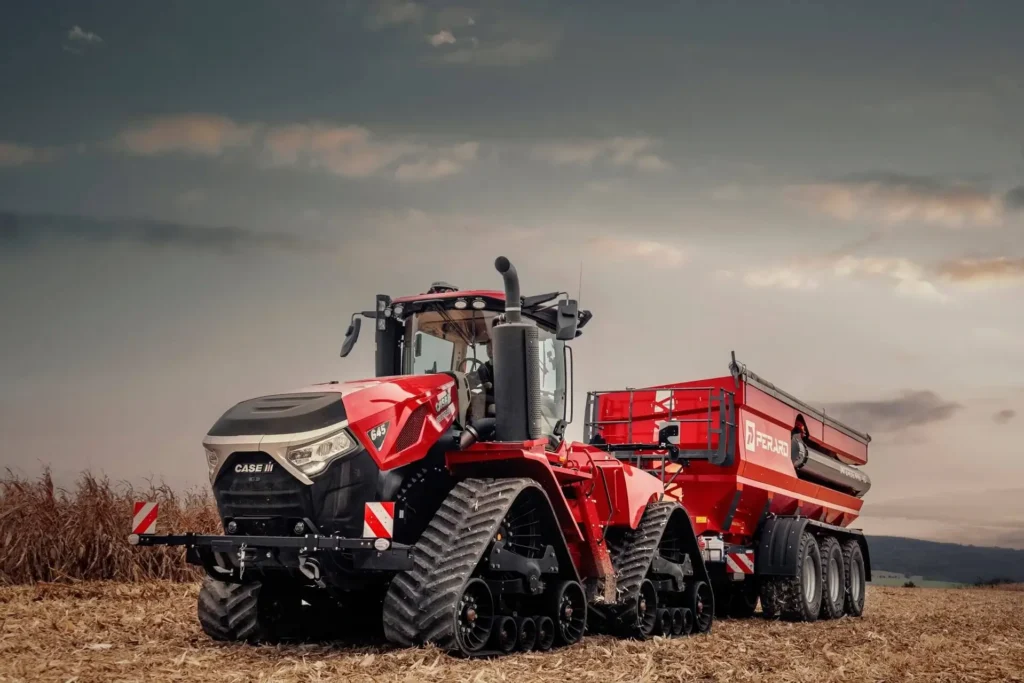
xmin=402 ymin=308 xmax=495 ymax=375
xmin=401 ymin=306 xmax=567 ymax=438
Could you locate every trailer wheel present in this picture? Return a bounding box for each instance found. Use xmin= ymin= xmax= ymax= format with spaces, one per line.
xmin=819 ymin=536 xmax=846 ymax=620
xmin=761 ymin=531 xmax=822 ymax=622
xmin=842 ymin=540 xmax=866 ymax=617
xmin=788 ymin=531 xmax=823 ymax=621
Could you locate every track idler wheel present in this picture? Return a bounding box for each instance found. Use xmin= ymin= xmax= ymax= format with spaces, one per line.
xmin=548 ymin=580 xmax=587 ymax=646
xmin=454 ymin=578 xmax=494 ymax=654
xmin=687 ymin=580 xmax=714 ymax=634
xmin=621 ymin=578 xmax=659 ymax=639
xmin=516 ymin=617 xmax=537 ymax=651
xmin=535 ymin=616 xmax=555 ymax=651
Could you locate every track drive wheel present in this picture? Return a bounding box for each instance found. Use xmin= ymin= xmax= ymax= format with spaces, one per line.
xmin=548 ymin=580 xmax=587 ymax=646
xmin=454 ymin=578 xmax=494 ymax=654
xmin=686 ymin=580 xmax=714 ymax=634
xmin=819 ymin=536 xmax=846 ymax=619
xmin=842 ymin=539 xmax=866 ymax=617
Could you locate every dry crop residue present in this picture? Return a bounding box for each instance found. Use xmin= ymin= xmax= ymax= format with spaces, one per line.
xmin=1 ymin=583 xmax=1023 ymax=683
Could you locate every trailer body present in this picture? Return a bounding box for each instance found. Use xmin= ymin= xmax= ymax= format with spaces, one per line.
xmin=585 ymin=357 xmax=872 ymax=619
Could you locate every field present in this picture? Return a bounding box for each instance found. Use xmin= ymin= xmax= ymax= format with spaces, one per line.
xmin=2 ymin=583 xmax=1023 ymax=683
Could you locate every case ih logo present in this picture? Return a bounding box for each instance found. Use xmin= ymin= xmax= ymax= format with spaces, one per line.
xmin=744 ymin=420 xmax=789 ymax=457
xmin=435 ymin=387 xmax=452 ymax=414
xmin=235 ymin=462 xmax=273 ymax=473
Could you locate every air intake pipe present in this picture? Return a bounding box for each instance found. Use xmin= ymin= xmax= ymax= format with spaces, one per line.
xmin=492 ymin=256 xmax=542 ymax=442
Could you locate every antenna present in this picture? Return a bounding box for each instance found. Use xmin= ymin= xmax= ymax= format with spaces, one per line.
xmin=577 ymin=260 xmax=584 ymax=305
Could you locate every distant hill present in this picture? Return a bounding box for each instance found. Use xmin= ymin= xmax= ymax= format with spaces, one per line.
xmin=867 ymin=535 xmax=1024 ymax=585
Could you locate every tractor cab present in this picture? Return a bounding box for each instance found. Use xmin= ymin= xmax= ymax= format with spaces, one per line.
xmin=341 ymin=279 xmax=592 ymax=445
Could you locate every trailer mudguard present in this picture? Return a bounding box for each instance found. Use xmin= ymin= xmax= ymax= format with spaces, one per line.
xmin=757 ymin=516 xmax=871 ymax=580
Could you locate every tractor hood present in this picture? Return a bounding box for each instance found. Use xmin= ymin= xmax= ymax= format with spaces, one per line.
xmin=205 ymin=374 xmax=460 ymax=477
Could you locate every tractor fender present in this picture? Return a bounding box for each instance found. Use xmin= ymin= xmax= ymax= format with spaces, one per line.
xmin=756 ymin=516 xmax=872 ymax=580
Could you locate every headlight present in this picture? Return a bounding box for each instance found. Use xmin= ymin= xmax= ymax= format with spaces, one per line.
xmin=286 ymin=428 xmax=358 ymax=476
xmin=205 ymin=447 xmax=219 ymax=482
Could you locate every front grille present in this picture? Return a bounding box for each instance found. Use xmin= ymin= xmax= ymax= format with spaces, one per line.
xmin=214 ymin=452 xmax=310 ymax=532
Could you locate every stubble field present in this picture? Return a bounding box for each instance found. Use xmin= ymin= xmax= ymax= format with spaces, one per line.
xmin=2 ymin=582 xmax=1023 ymax=683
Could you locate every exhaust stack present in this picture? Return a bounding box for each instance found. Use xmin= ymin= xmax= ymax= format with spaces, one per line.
xmin=491 ymin=256 xmax=542 ymax=442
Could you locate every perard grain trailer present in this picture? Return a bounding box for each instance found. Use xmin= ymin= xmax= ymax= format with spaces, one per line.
xmin=585 ymin=356 xmax=872 ymax=622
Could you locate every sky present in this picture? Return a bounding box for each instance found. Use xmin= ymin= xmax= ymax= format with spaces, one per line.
xmin=2 ymin=0 xmax=1023 ymax=548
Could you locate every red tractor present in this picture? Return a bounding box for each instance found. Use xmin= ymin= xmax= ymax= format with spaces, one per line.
xmin=131 ymin=257 xmax=716 ymax=655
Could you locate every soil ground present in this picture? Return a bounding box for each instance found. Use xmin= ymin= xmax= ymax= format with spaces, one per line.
xmin=1 ymin=583 xmax=1022 ymax=683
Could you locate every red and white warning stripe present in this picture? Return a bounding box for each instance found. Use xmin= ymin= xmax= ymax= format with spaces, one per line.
xmin=132 ymin=501 xmax=159 ymax=535
xmin=726 ymin=550 xmax=755 ymax=575
xmin=363 ymin=502 xmax=395 ymax=539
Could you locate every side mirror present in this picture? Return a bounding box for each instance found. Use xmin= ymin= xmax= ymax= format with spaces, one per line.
xmin=555 ymin=299 xmax=579 ymax=341
xmin=340 ymin=317 xmax=361 ymax=357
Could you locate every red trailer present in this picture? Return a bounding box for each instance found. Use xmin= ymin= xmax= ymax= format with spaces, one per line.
xmin=584 ymin=353 xmax=872 ymax=621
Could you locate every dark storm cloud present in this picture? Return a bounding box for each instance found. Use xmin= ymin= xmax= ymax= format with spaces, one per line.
xmin=821 ymin=390 xmax=963 ymax=432
xmin=0 ymin=212 xmax=322 ymax=253
xmin=993 ymin=409 xmax=1017 ymax=425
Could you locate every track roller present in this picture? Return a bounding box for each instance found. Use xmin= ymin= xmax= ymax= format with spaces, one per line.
xmin=492 ymin=616 xmax=518 ymax=654
xmin=535 ymin=616 xmax=555 ymax=650
xmin=516 ymin=617 xmax=537 ymax=651
xmin=680 ymin=607 xmax=694 ymax=634
xmin=670 ymin=608 xmax=684 ymax=635
xmin=656 ymin=608 xmax=672 ymax=636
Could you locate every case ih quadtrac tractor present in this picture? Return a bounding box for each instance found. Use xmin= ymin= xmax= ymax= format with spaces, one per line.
xmin=130 ymin=256 xmax=872 ymax=655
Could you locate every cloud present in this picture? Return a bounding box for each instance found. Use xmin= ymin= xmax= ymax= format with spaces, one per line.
xmin=0 ymin=142 xmax=59 ymax=166
xmin=429 ymin=30 xmax=455 ymax=46
xmin=743 ymin=255 xmax=947 ymax=301
xmin=364 ymin=0 xmax=424 ymax=29
xmin=821 ymin=390 xmax=963 ymax=433
xmin=936 ymin=257 xmax=1024 ymax=288
xmin=787 ymin=172 xmax=1005 ymax=228
xmin=116 ymin=114 xmax=257 ymax=157
xmin=262 ymin=123 xmax=417 ymax=177
xmin=531 ymin=137 xmax=671 ymax=172
xmin=393 ymin=141 xmax=478 ymax=181
xmin=993 ymin=409 xmax=1016 ymax=425
xmin=67 ymin=26 xmax=102 ymax=44
xmin=111 ymin=115 xmax=478 ymax=181
xmin=0 ymin=211 xmax=321 ymax=254
xmin=588 ymin=236 xmax=685 ymax=267
xmin=436 ymin=39 xmax=555 ymax=66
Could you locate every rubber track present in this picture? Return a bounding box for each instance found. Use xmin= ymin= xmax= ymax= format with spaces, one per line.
xmin=381 ymin=477 xmax=536 ymax=651
xmin=604 ymin=501 xmax=678 ymax=633
xmin=197 ymin=578 xmax=261 ymax=642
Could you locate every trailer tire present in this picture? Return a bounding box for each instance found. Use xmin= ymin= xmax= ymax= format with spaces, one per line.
xmin=728 ymin=578 xmax=759 ymax=618
xmin=761 ymin=531 xmax=822 ymax=622
xmin=819 ymin=536 xmax=846 ymax=620
xmin=197 ymin=579 xmax=264 ymax=643
xmin=842 ymin=539 xmax=866 ymax=617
